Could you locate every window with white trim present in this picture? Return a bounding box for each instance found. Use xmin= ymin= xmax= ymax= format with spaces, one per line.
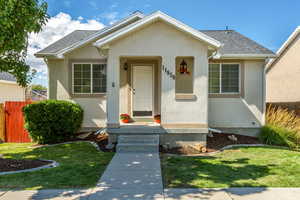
xmin=209 ymin=63 xmax=240 ymax=94
xmin=73 ymin=63 xmax=106 ymax=94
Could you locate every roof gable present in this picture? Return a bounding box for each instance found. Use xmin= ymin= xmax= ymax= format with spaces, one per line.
xmin=93 ymin=11 xmax=222 ymax=49
xmin=267 ymin=26 xmax=300 ymax=69
xmin=35 ymin=11 xmax=144 ymax=58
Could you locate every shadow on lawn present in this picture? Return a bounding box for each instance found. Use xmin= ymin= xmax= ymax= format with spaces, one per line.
xmin=0 ymin=142 xmax=112 ymax=190
xmin=162 ymin=153 xmax=274 ymax=189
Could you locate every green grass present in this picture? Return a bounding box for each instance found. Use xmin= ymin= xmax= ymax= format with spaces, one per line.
xmin=0 ymin=142 xmax=114 ymax=190
xmin=162 ymin=146 xmax=300 ymax=188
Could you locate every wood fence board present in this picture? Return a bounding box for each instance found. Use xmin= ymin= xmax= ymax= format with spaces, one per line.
xmin=5 ymin=101 xmax=31 ymax=143
xmin=0 ymin=103 xmax=5 ymax=142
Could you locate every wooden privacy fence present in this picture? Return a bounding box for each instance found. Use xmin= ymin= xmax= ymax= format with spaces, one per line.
xmin=0 ymin=104 xmax=5 ymax=142
xmin=4 ymin=101 xmax=32 ymax=143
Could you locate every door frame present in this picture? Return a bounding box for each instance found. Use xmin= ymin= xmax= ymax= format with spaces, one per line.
xmin=131 ymin=63 xmax=155 ymax=118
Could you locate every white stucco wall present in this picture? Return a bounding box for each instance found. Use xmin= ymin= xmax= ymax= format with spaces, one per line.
xmin=266 ymin=34 xmax=300 ymax=103
xmin=47 ymin=45 xmax=107 ymax=128
xmin=208 ymin=61 xmax=265 ymax=128
xmin=0 ymin=81 xmax=26 ymax=103
xmin=46 ymin=21 xmax=266 ymax=130
xmin=107 ymin=21 xmax=209 ymax=125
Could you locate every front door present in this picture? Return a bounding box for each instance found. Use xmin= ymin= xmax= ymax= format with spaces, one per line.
xmin=132 ymin=65 xmax=153 ymax=117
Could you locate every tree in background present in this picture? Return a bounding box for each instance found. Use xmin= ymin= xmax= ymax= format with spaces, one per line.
xmin=32 ymin=84 xmax=47 ymax=92
xmin=0 ymin=0 xmax=48 ymax=87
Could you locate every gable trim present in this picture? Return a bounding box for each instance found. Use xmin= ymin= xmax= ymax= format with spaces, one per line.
xmin=93 ymin=11 xmax=222 ymax=49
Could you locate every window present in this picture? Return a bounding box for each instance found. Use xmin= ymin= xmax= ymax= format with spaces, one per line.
xmin=175 ymin=57 xmax=194 ymax=94
xmin=73 ymin=63 xmax=106 ymax=94
xmin=209 ymin=63 xmax=240 ymax=94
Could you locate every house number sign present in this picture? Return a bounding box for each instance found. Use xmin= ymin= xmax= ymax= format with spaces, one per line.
xmin=162 ymin=65 xmax=175 ymax=80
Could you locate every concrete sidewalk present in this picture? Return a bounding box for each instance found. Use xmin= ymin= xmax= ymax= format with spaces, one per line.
xmin=1 ymin=187 xmax=300 ymax=199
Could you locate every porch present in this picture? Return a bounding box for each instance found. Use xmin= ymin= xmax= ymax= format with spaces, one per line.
xmin=106 ymin=56 xmax=209 ymax=131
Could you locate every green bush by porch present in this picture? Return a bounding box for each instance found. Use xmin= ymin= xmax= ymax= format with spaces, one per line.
xmin=23 ymin=100 xmax=83 ymax=144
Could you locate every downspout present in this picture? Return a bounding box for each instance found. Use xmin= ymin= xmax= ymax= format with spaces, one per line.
xmin=43 ymin=57 xmax=50 ymax=100
xmin=207 ymin=50 xmax=223 ymax=134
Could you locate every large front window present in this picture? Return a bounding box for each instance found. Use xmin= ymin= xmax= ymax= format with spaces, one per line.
xmin=73 ymin=63 xmax=106 ymax=94
xmin=209 ymin=63 xmax=240 ymax=94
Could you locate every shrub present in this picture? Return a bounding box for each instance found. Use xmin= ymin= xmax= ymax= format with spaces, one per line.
xmin=260 ymin=105 xmax=300 ymax=150
xmin=23 ymin=100 xmax=83 ymax=144
xmin=259 ymin=125 xmax=298 ymax=148
xmin=266 ymin=105 xmax=300 ymax=132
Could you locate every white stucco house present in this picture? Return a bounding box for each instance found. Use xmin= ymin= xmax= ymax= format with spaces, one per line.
xmin=35 ymin=11 xmax=275 ymax=147
xmin=0 ymin=72 xmax=27 ymax=103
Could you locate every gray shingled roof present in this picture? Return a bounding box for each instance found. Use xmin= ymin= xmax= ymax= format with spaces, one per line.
xmin=36 ymin=30 xmax=98 ymax=54
xmin=36 ymin=29 xmax=274 ymax=56
xmin=201 ymin=30 xmax=274 ymax=55
xmin=0 ymin=72 xmax=16 ymax=82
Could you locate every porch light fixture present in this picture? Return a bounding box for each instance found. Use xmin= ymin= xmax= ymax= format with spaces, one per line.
xmin=123 ymin=62 xmax=128 ymax=71
xmin=179 ymin=59 xmax=190 ymax=74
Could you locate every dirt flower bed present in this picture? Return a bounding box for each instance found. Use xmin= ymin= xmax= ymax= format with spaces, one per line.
xmin=160 ymin=132 xmax=261 ymax=155
xmin=0 ymin=158 xmax=51 ymax=172
xmin=75 ymin=132 xmax=115 ymax=152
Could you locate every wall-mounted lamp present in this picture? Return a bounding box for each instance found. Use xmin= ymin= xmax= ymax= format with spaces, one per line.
xmin=179 ymin=59 xmax=190 ymax=75
xmin=123 ymin=62 xmax=128 ymax=71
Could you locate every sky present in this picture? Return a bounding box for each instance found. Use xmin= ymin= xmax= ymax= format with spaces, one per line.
xmin=28 ymin=0 xmax=300 ymax=86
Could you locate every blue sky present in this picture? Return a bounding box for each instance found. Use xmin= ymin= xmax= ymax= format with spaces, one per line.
xmin=30 ymin=0 xmax=300 ymax=86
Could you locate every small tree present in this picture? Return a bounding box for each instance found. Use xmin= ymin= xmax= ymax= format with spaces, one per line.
xmin=0 ymin=0 xmax=48 ymax=87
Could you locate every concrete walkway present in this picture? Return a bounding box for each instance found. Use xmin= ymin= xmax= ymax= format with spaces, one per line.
xmin=90 ymin=152 xmax=164 ymax=199
xmin=1 ymin=187 xmax=300 ymax=199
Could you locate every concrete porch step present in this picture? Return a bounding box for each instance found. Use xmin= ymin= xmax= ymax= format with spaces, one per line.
xmin=118 ymin=135 xmax=159 ymax=144
xmin=116 ymin=135 xmax=159 ymax=153
xmin=116 ymin=143 xmax=159 ymax=153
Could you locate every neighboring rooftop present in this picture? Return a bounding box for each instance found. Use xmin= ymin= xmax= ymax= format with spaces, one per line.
xmin=201 ymin=30 xmax=274 ymax=55
xmin=0 ymin=72 xmax=16 ymax=82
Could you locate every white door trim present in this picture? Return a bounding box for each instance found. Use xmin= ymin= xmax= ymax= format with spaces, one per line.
xmin=131 ymin=64 xmax=155 ymax=118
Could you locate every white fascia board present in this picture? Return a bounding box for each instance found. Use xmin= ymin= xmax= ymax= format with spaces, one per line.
xmin=219 ymin=54 xmax=276 ymax=59
xmin=34 ymin=12 xmax=144 ymax=58
xmin=0 ymin=80 xmax=18 ymax=85
xmin=34 ymin=53 xmax=62 ymax=58
xmin=94 ymin=11 xmax=222 ymax=49
xmin=266 ymin=26 xmax=300 ymax=68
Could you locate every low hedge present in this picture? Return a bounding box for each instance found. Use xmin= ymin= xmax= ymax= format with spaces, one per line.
xmin=23 ymin=100 xmax=83 ymax=144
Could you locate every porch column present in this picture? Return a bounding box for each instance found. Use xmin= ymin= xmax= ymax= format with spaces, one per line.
xmin=160 ymin=55 xmax=175 ymax=124
xmin=106 ymin=55 xmax=120 ymax=128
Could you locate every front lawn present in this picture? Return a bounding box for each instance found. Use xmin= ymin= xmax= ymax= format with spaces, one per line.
xmin=162 ymin=146 xmax=300 ymax=188
xmin=0 ymin=142 xmax=114 ymax=189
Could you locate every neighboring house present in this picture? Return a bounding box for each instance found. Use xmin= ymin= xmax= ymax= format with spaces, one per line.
xmin=0 ymin=72 xmax=27 ymax=103
xmin=30 ymin=89 xmax=47 ymax=101
xmin=266 ymin=27 xmax=300 ymax=104
xmin=35 ymin=11 xmax=275 ymax=146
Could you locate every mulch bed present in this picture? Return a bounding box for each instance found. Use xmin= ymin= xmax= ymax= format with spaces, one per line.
xmin=160 ymin=132 xmax=261 ymax=155
xmin=0 ymin=158 xmax=51 ymax=172
xmin=76 ymin=132 xmax=115 ymax=152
